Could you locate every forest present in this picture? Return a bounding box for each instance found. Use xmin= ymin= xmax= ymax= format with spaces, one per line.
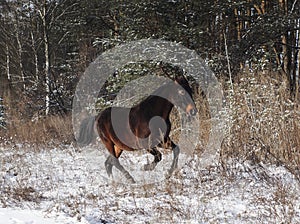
xmin=0 ymin=0 xmax=299 ymax=118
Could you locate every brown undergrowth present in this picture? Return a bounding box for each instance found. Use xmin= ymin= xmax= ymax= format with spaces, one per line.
xmin=171 ymin=70 xmax=299 ymax=180
xmin=221 ymin=71 xmax=300 ymax=179
xmin=0 ymin=112 xmax=73 ymax=147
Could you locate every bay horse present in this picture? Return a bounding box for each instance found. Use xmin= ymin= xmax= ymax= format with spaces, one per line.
xmin=78 ymin=75 xmax=197 ymax=183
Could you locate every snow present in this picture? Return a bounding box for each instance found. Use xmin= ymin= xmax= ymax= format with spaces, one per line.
xmin=0 ymin=144 xmax=300 ymax=223
xmin=0 ymin=207 xmax=84 ymax=224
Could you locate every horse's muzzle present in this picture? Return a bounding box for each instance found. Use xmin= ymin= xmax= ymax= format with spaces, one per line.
xmin=189 ymin=108 xmax=197 ymax=116
xmin=186 ymin=104 xmax=197 ymax=117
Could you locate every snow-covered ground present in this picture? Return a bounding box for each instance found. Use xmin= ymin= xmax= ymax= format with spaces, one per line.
xmin=0 ymin=144 xmax=299 ymax=223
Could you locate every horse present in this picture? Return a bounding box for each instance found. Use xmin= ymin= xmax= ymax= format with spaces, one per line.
xmin=78 ymin=75 xmax=197 ymax=183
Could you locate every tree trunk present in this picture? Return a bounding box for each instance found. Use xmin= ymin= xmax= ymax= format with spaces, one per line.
xmin=6 ymin=44 xmax=10 ymax=82
xmin=39 ymin=0 xmax=51 ymax=115
xmin=15 ymin=22 xmax=25 ymax=90
xmin=0 ymin=44 xmax=13 ymax=116
xmin=31 ymin=30 xmax=39 ymax=83
xmin=254 ymin=0 xmax=266 ymax=15
xmin=294 ymin=18 xmax=300 ymax=99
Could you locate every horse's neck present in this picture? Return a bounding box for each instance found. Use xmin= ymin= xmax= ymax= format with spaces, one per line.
xmin=157 ymin=97 xmax=173 ymax=116
xmin=143 ymin=96 xmax=174 ymax=119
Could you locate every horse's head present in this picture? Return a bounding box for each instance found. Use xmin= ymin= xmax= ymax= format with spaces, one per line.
xmin=173 ymin=76 xmax=197 ymax=117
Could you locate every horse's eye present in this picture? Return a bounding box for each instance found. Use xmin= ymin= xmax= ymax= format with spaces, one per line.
xmin=178 ymin=89 xmax=185 ymax=95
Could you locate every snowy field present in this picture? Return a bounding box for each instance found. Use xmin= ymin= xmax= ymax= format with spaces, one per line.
xmin=0 ymin=144 xmax=300 ymax=223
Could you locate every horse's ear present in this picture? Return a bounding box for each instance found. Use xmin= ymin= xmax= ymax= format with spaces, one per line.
xmin=160 ymin=65 xmax=173 ymax=79
xmin=174 ymin=75 xmax=185 ymax=84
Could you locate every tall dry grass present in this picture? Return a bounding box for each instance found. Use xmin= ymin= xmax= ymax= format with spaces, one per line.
xmin=0 ymin=113 xmax=73 ymax=146
xmin=169 ymin=71 xmax=299 ymax=179
xmin=220 ymin=71 xmax=300 ymax=178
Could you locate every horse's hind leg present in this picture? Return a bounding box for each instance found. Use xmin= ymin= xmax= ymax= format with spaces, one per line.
xmin=101 ymin=139 xmax=115 ymax=178
xmin=110 ymin=146 xmax=135 ymax=183
xmin=167 ymin=141 xmax=180 ymax=177
xmin=105 ymin=155 xmax=113 ymax=177
xmin=144 ymin=147 xmax=162 ymax=171
xmin=104 ymin=145 xmax=135 ymax=183
xmin=109 ymin=155 xmax=135 ymax=183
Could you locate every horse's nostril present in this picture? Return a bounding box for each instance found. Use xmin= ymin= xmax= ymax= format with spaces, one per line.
xmin=190 ymin=108 xmax=197 ymax=116
xmin=186 ymin=104 xmax=197 ymax=116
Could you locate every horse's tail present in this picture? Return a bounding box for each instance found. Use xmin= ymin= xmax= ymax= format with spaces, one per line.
xmin=77 ymin=116 xmax=97 ymax=146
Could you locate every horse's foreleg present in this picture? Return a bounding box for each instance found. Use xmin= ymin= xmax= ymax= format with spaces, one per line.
xmin=144 ymin=147 xmax=162 ymax=171
xmin=167 ymin=141 xmax=180 ymax=177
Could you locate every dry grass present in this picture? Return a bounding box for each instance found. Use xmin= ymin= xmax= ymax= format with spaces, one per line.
xmin=169 ymin=71 xmax=299 ymax=180
xmin=221 ymin=71 xmax=300 ymax=179
xmin=0 ymin=114 xmax=74 ymax=146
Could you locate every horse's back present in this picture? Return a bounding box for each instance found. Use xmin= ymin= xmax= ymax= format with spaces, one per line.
xmin=96 ymin=107 xmax=138 ymax=150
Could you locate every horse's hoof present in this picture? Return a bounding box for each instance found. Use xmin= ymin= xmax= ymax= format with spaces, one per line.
xmin=125 ymin=173 xmax=136 ymax=184
xmin=143 ymin=163 xmax=155 ymax=171
xmin=165 ymin=172 xmax=171 ymax=179
xmin=128 ymin=177 xmax=136 ymax=184
xmin=165 ymin=168 xmax=175 ymax=179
